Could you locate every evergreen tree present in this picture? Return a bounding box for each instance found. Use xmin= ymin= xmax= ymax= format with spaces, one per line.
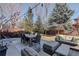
xmin=48 ymin=3 xmax=74 ymax=32
xmin=24 ymin=7 xmax=33 ymax=32
xmin=33 ymin=16 xmax=44 ymax=33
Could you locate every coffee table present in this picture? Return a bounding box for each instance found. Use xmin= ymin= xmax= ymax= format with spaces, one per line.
xmin=55 ymin=44 xmax=70 ymax=56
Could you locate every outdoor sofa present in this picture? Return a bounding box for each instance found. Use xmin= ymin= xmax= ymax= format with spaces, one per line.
xmin=55 ymin=36 xmax=77 ymax=46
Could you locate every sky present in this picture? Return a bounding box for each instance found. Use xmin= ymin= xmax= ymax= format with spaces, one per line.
xmin=0 ymin=3 xmax=79 ymax=23
xmin=68 ymin=3 xmax=79 ymax=20
xmin=20 ymin=3 xmax=79 ymax=22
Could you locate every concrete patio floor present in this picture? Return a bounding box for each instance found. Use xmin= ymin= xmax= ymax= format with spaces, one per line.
xmin=5 ymin=38 xmax=50 ymax=56
xmin=2 ymin=37 xmax=79 ymax=56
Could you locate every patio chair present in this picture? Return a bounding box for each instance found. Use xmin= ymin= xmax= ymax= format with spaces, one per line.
xmin=32 ymin=33 xmax=41 ymax=43
xmin=31 ymin=33 xmax=41 ymax=52
xmin=21 ymin=34 xmax=30 ymax=44
xmin=31 ymin=42 xmax=41 ymax=52
xmin=0 ymin=45 xmax=8 ymax=56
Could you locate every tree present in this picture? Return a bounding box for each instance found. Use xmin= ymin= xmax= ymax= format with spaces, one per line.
xmin=24 ymin=18 xmax=31 ymax=32
xmin=48 ymin=3 xmax=74 ymax=33
xmin=0 ymin=4 xmax=21 ymax=32
xmin=33 ymin=16 xmax=44 ymax=33
xmin=24 ymin=7 xmax=33 ymax=32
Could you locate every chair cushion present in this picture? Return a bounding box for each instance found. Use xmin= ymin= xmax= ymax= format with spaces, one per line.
xmin=56 ymin=39 xmax=77 ymax=46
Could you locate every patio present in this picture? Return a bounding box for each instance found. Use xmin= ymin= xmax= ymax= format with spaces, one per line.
xmin=0 ymin=34 xmax=79 ymax=56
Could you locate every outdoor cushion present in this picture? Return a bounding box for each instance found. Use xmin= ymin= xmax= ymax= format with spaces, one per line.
xmin=55 ymin=35 xmax=65 ymax=40
xmin=43 ymin=41 xmax=60 ymax=55
xmin=55 ymin=39 xmax=77 ymax=46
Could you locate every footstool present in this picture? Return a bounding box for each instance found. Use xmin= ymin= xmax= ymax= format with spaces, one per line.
xmin=43 ymin=41 xmax=60 ymax=55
